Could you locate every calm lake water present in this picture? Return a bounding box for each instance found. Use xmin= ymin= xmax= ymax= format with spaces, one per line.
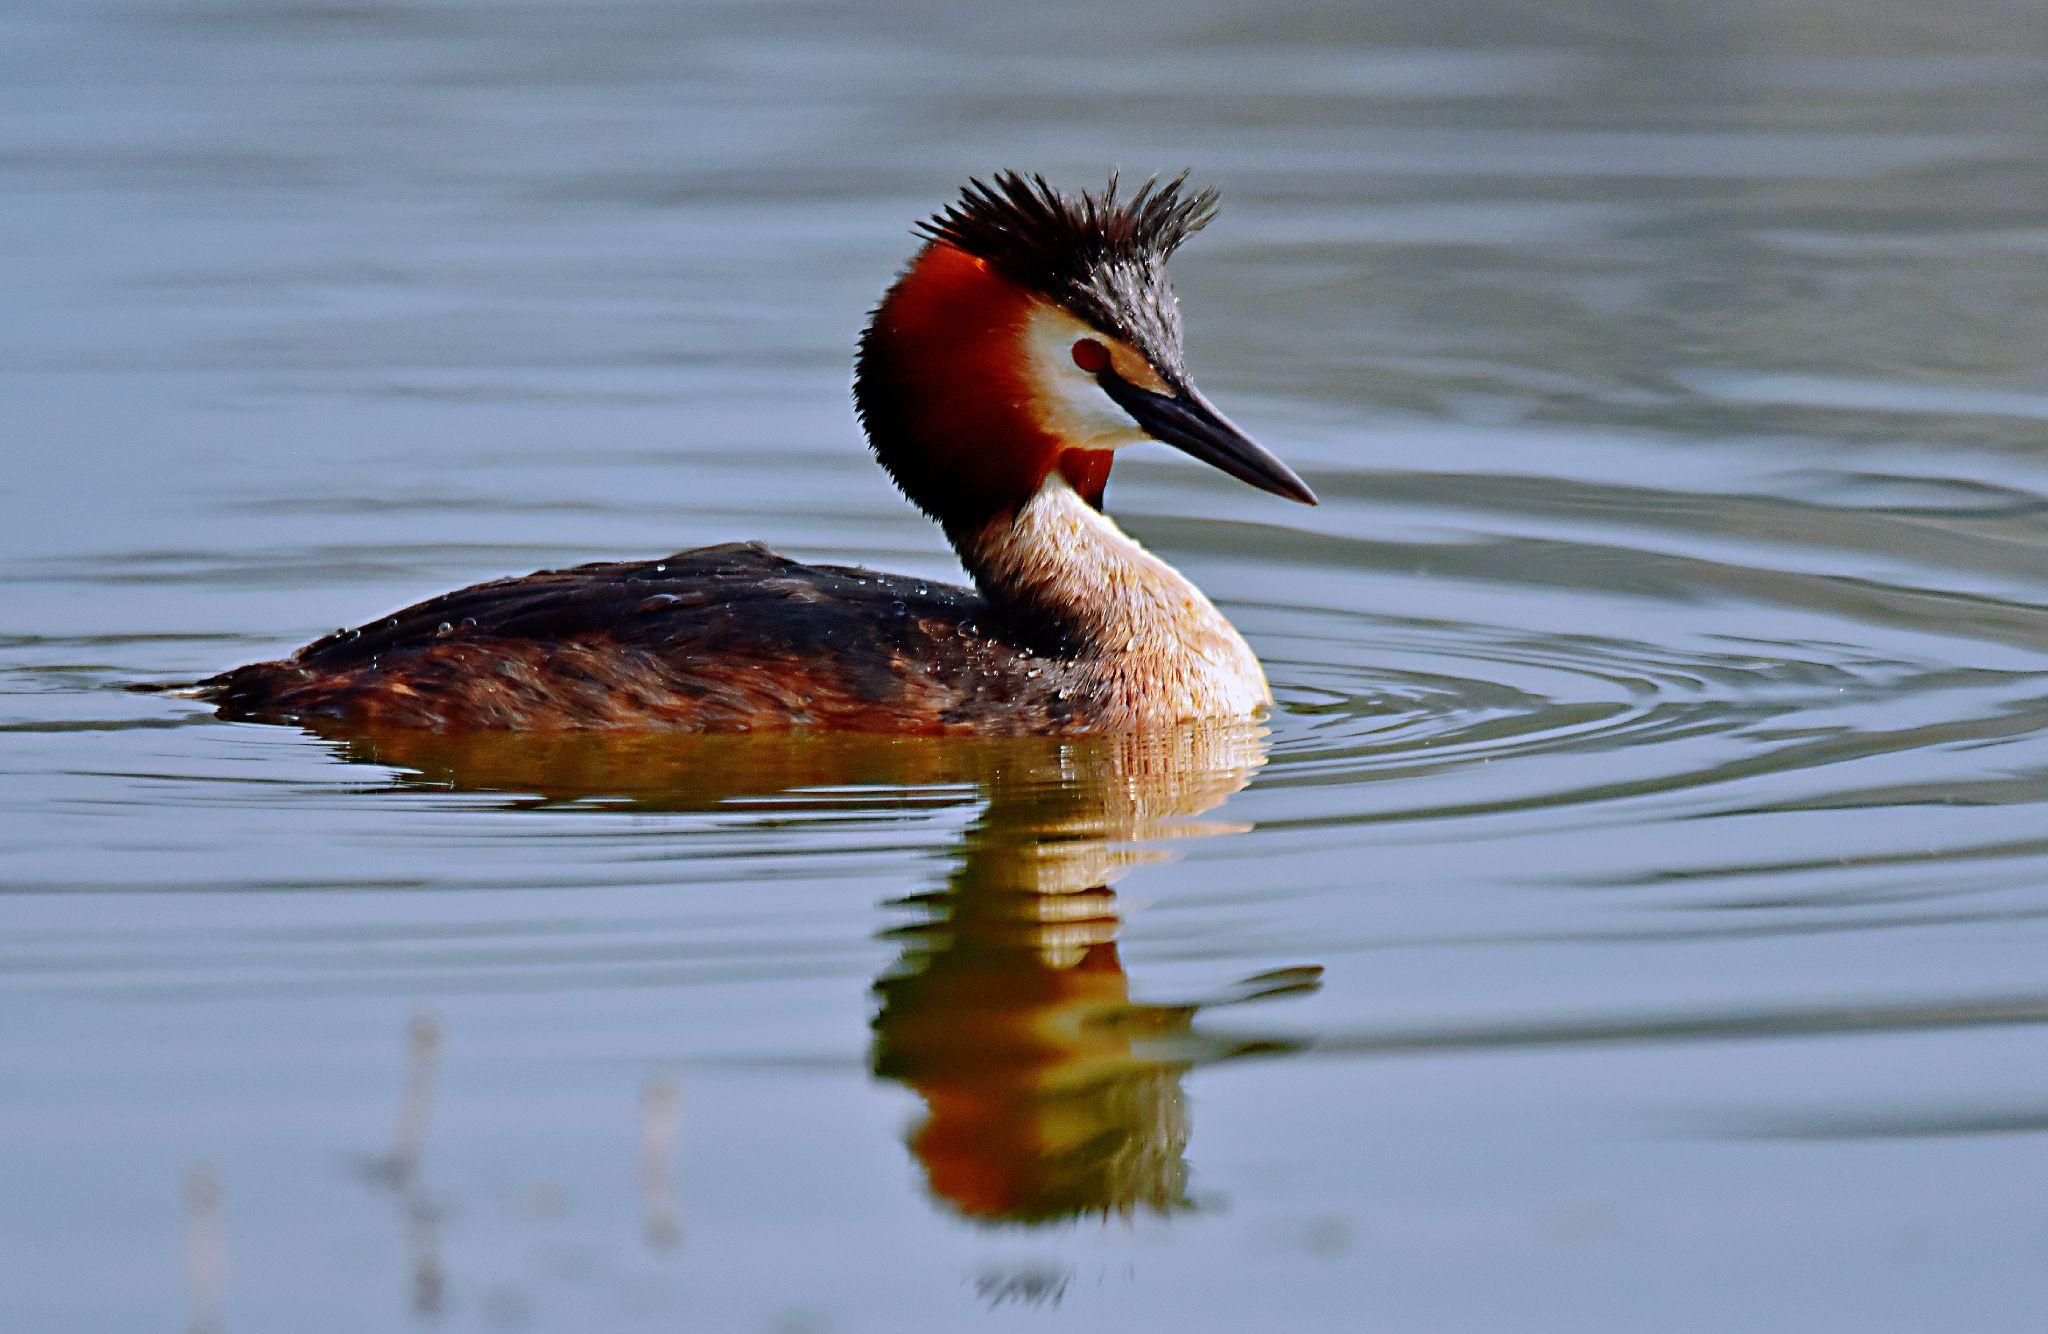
xmin=8 ymin=1 xmax=2048 ymax=1329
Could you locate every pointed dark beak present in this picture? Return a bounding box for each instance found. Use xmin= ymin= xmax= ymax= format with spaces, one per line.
xmin=1096 ymin=371 xmax=1317 ymax=505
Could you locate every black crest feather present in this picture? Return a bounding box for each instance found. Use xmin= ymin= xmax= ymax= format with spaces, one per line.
xmin=918 ymin=170 xmax=1218 ymax=289
xmin=915 ymin=171 xmax=1219 ymax=364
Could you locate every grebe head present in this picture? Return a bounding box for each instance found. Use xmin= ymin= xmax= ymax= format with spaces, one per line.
xmin=854 ymin=172 xmax=1316 ymax=540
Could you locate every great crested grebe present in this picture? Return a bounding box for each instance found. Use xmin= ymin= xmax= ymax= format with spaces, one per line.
xmin=199 ymin=172 xmax=1316 ymax=735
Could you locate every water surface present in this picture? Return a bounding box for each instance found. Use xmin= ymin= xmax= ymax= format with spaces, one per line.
xmin=8 ymin=1 xmax=2048 ymax=1329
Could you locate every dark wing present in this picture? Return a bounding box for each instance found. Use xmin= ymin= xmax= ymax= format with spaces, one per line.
xmin=285 ymin=542 xmax=980 ymax=668
xmin=202 ymin=543 xmax=1089 ymax=733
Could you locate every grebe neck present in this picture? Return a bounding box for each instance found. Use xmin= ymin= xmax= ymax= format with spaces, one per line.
xmin=954 ymin=475 xmax=1272 ymax=721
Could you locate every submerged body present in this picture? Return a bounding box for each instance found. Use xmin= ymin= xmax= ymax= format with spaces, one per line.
xmin=206 ymin=481 xmax=1267 ymax=734
xmin=202 ymin=173 xmax=1313 ymax=735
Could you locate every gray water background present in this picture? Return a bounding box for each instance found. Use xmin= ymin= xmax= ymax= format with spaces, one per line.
xmin=7 ymin=0 xmax=2048 ymax=1329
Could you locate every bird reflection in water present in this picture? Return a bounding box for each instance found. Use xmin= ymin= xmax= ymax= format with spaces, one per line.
xmin=325 ymin=720 xmax=1320 ymax=1227
xmin=871 ymin=724 xmax=1320 ymax=1224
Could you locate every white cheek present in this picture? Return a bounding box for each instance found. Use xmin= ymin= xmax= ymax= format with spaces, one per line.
xmin=1041 ymin=368 xmax=1149 ymax=449
xmin=1023 ymin=311 xmax=1150 ymax=451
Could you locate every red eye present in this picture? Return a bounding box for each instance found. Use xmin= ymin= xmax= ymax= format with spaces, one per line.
xmin=1070 ymin=338 xmax=1110 ymax=373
